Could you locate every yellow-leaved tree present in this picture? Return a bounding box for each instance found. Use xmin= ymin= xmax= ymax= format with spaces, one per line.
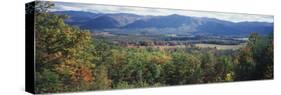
xmin=34 ymin=1 xmax=95 ymax=93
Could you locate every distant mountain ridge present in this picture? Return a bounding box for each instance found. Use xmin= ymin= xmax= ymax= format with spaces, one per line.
xmin=51 ymin=11 xmax=273 ymax=37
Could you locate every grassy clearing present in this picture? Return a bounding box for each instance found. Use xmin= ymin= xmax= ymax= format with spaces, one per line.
xmin=195 ymin=43 xmax=246 ymax=50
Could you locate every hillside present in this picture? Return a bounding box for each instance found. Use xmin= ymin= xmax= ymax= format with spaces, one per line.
xmin=51 ymin=11 xmax=273 ymax=37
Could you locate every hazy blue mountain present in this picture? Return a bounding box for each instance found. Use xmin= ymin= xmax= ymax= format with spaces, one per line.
xmin=52 ymin=11 xmax=142 ymax=29
xmin=51 ymin=11 xmax=273 ymax=37
xmin=123 ymin=14 xmax=196 ymax=28
xmin=124 ymin=14 xmax=273 ymax=36
xmin=51 ymin=11 xmax=102 ymax=27
xmin=105 ymin=13 xmax=142 ymax=26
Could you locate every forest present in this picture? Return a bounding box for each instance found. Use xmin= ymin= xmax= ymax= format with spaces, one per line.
xmin=30 ymin=2 xmax=273 ymax=93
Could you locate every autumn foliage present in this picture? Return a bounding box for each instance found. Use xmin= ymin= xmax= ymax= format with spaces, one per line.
xmin=33 ymin=2 xmax=273 ymax=93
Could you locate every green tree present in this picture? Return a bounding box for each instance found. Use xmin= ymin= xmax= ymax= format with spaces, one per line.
xmin=235 ymin=46 xmax=256 ymax=80
xmin=93 ymin=65 xmax=112 ymax=90
xmin=235 ymin=33 xmax=273 ymax=80
xmin=200 ymin=52 xmax=217 ymax=83
xmin=161 ymin=52 xmax=201 ymax=85
xmin=249 ymin=33 xmax=274 ymax=79
xmin=34 ymin=1 xmax=95 ymax=93
xmin=215 ymin=56 xmax=234 ymax=82
xmin=114 ymin=81 xmax=134 ymax=89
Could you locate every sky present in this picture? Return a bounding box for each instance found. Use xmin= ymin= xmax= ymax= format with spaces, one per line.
xmin=51 ymin=1 xmax=274 ymax=23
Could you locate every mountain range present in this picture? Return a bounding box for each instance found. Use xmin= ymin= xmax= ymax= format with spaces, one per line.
xmin=52 ymin=11 xmax=273 ymax=37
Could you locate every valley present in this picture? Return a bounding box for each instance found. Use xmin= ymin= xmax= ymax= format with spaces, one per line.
xmin=33 ymin=1 xmax=274 ymax=93
xmin=52 ymin=11 xmax=272 ymax=50
xmin=92 ymin=31 xmax=248 ymax=50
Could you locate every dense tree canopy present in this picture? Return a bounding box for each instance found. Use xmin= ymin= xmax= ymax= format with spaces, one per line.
xmin=35 ymin=2 xmax=95 ymax=93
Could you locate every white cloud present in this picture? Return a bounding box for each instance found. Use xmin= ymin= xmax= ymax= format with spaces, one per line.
xmin=51 ymin=1 xmax=273 ymax=23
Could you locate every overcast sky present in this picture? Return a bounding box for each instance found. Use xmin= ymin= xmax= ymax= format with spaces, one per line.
xmin=51 ymin=1 xmax=273 ymax=23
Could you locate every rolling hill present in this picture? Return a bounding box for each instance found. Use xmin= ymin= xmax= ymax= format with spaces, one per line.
xmin=51 ymin=11 xmax=273 ymax=37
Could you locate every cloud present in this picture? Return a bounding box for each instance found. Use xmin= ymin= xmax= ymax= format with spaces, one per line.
xmin=51 ymin=1 xmax=273 ymax=23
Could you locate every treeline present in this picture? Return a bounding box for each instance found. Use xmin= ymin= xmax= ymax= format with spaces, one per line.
xmin=110 ymin=37 xmax=245 ymax=47
xmin=33 ymin=2 xmax=273 ymax=93
xmin=107 ymin=35 xmax=246 ymax=47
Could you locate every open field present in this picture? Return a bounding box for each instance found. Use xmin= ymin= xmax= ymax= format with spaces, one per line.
xmin=126 ymin=45 xmax=188 ymax=49
xmin=125 ymin=43 xmax=246 ymax=50
xmin=195 ymin=43 xmax=246 ymax=50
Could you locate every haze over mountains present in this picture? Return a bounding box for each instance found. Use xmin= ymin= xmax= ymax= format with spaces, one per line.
xmin=52 ymin=11 xmax=273 ymax=37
